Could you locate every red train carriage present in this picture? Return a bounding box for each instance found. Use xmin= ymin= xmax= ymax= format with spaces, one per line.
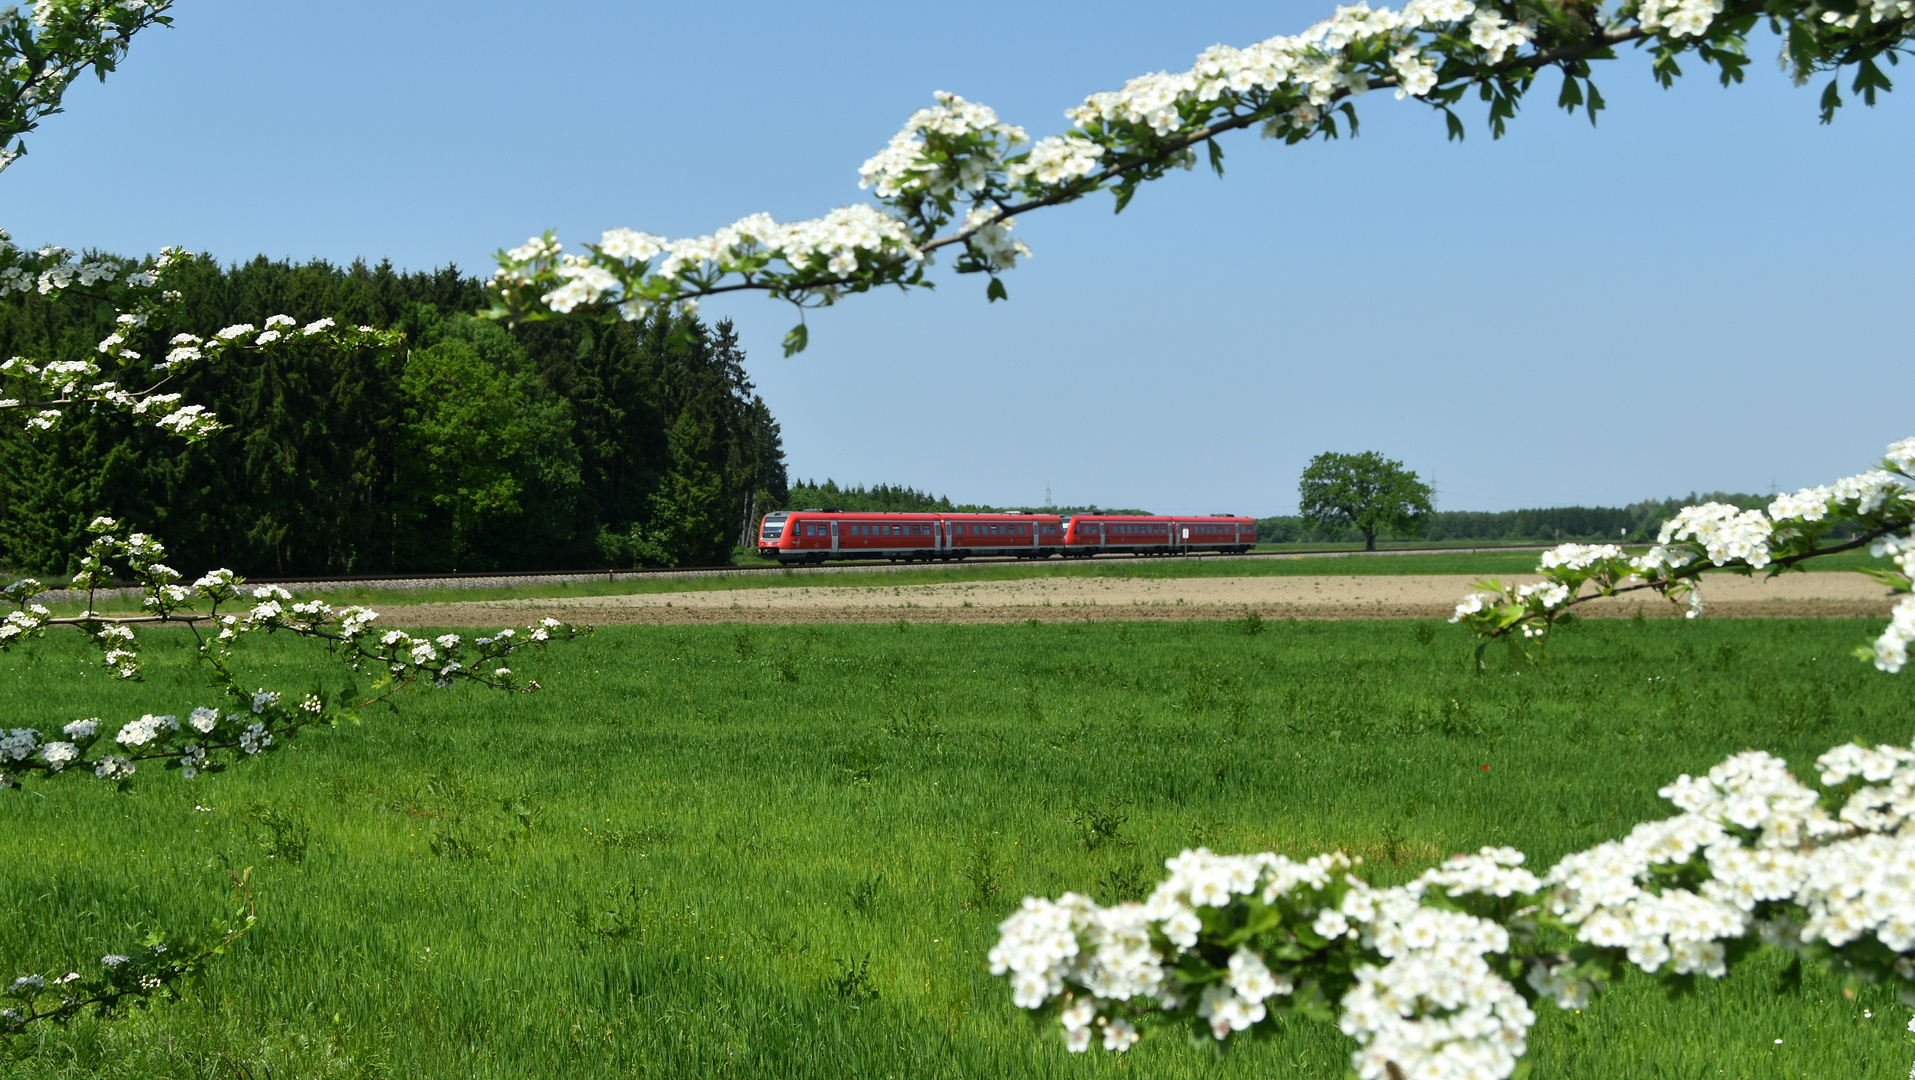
xmin=759 ymin=510 xmax=1254 ymax=564
xmin=1061 ymin=514 xmax=1255 ymax=556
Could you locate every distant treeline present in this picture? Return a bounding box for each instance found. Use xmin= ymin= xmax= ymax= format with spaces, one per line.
xmin=0 ymin=256 xmax=788 ymax=576
xmin=783 ymin=479 xmax=1146 ymax=517
xmin=1256 ymin=493 xmax=1774 ymax=546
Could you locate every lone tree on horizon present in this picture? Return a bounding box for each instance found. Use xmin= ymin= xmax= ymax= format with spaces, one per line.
xmin=1298 ymin=450 xmax=1435 ymax=551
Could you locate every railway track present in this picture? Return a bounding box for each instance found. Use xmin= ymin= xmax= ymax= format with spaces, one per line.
xmin=36 ymin=543 xmax=1561 ymax=604
xmin=242 ymin=543 xmax=1560 ymax=593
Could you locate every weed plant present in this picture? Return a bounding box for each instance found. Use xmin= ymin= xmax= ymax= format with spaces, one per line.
xmin=1 ymin=618 xmax=1909 ymax=1078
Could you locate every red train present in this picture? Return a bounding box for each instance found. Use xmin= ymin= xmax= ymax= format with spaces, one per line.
xmin=756 ymin=510 xmax=1256 ymax=563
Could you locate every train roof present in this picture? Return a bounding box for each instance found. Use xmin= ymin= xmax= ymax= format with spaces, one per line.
xmin=769 ymin=510 xmax=1248 ymax=520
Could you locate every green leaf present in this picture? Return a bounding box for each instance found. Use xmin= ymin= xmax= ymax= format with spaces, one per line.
xmin=1206 ymin=139 xmax=1226 ymax=178
xmin=1853 ymin=57 xmax=1893 ymax=105
xmin=1112 ymin=182 xmax=1136 ymax=214
xmin=1444 ymin=109 xmax=1466 ymax=141
xmin=985 ymin=277 xmax=1008 ymax=303
xmin=1557 ymin=72 xmax=1584 ymax=113
xmin=782 ymin=323 xmax=809 ymax=357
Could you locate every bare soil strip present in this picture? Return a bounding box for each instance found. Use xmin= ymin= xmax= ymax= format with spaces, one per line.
xmin=377 ymin=572 xmax=1896 ymax=627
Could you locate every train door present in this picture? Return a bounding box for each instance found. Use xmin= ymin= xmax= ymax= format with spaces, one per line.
xmin=830 ymin=521 xmax=839 ymax=554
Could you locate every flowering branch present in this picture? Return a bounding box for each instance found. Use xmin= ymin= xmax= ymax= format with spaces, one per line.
xmin=0 ymin=0 xmax=174 ymax=173
xmin=992 ymin=738 xmax=1915 ymax=1079
xmin=1448 ymin=436 xmax=1915 ymax=666
xmin=0 ymin=233 xmax=405 ymax=441
xmin=0 ymin=516 xmax=589 ymax=786
xmin=1 ymin=866 xmax=253 ymax=1036
xmin=487 ymin=0 xmax=1913 ymax=354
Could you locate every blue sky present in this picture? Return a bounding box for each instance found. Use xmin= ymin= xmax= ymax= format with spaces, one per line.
xmin=5 ymin=1 xmax=1910 ymax=515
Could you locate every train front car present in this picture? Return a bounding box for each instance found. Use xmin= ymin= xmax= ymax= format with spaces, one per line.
xmin=757 ymin=510 xmax=793 ymax=560
xmin=1063 ymin=514 xmax=1258 ymax=555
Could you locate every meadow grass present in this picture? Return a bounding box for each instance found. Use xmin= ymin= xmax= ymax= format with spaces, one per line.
xmin=2 ymin=617 xmax=1911 ymax=1079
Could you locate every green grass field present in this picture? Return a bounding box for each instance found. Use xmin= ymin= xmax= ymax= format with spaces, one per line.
xmin=3 ymin=617 xmax=1911 ymax=1078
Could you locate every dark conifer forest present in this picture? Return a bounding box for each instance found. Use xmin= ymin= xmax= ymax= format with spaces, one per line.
xmin=0 ymin=255 xmax=787 ymax=575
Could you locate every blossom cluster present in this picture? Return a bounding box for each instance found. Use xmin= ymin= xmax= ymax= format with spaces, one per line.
xmin=993 ymin=736 xmax=1915 ymax=1078
xmin=991 ymin=844 xmax=1547 ymax=1080
xmin=1450 ymin=437 xmax=1915 ymax=658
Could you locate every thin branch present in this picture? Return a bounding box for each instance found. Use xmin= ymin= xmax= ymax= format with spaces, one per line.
xmin=1483 ymin=527 xmax=1899 ymax=638
xmin=625 ymin=14 xmax=1683 ymax=305
xmin=43 ymin=612 xmax=212 ymax=627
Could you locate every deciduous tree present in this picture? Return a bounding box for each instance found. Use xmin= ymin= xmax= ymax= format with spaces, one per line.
xmin=1297 ymin=450 xmax=1435 ymax=550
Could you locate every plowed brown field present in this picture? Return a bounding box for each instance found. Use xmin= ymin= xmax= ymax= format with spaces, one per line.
xmin=376 ymin=571 xmax=1895 ymax=627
